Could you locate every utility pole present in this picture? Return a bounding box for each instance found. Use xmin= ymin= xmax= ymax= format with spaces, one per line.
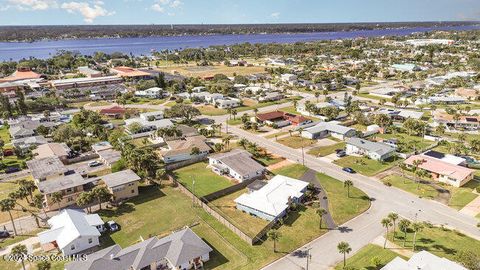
xmin=192 ymin=177 xmax=195 ymax=208
xmin=306 ymin=248 xmax=312 ymax=270
xmin=225 ymin=119 xmax=229 ymax=134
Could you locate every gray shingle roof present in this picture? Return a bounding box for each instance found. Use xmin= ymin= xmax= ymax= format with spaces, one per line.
xmin=26 ymin=156 xmax=68 ymax=180
xmin=65 ymin=227 xmax=212 ymax=270
xmin=346 ymin=137 xmax=395 ymax=156
xmin=101 ymin=169 xmax=141 ymax=188
xmin=37 ymin=173 xmax=95 ymax=194
xmin=209 ymin=149 xmax=265 ymax=177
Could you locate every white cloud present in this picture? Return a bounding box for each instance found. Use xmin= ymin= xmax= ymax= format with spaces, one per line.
xmin=151 ymin=0 xmax=182 ymax=13
xmin=61 ymin=1 xmax=114 ymax=23
xmin=270 ymin=12 xmax=280 ymax=19
xmin=6 ymin=0 xmax=58 ymax=10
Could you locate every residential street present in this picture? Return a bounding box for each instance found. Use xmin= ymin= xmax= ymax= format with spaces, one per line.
xmin=219 ymin=124 xmax=480 ymax=270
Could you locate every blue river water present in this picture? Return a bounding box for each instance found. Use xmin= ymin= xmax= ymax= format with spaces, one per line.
xmin=0 ymin=25 xmax=479 ymax=61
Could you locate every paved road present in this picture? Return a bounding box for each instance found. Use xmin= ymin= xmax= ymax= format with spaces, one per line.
xmin=220 ymin=125 xmax=480 ymax=270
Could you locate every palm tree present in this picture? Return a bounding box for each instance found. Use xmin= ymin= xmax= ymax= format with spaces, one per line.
xmin=381 ymin=218 xmax=392 ymax=248
xmin=50 ymin=192 xmax=63 ymax=210
xmin=11 ymin=244 xmax=28 ymax=270
xmin=36 ymin=261 xmax=51 ymax=270
xmin=232 ymin=109 xmax=238 ymax=120
xmin=0 ymin=198 xmax=17 ymax=235
xmin=337 ymin=241 xmax=352 ymax=268
xmin=222 ymin=136 xmax=232 ymax=150
xmin=316 ymin=208 xmax=327 ymax=229
xmin=344 ymin=180 xmax=353 ymax=198
xmin=92 ymin=186 xmax=112 ymax=210
xmin=398 ymin=219 xmax=411 ymax=247
xmin=267 ymin=229 xmax=281 ymax=253
xmin=411 ymin=222 xmax=424 ymax=251
xmin=388 ymin=212 xmax=399 ymax=240
xmin=238 ymin=138 xmax=248 ymax=149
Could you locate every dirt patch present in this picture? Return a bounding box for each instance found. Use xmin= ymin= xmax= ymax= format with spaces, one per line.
xmin=267 ymin=159 xmax=293 ymax=171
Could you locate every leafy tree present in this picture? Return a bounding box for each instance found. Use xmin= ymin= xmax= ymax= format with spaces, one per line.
xmin=337 ymin=241 xmax=352 ymax=269
xmin=455 ymin=249 xmax=480 ymax=270
xmin=36 ymin=261 xmax=52 ymax=270
xmin=165 ymin=104 xmax=200 ymax=123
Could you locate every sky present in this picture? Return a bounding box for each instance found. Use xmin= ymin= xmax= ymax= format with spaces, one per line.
xmin=0 ymin=0 xmax=479 ymax=25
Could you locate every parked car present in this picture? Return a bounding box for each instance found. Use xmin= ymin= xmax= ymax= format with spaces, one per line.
xmin=5 ymin=166 xmax=20 ymax=174
xmin=342 ymin=167 xmax=356 ymax=174
xmin=88 ymin=161 xmax=102 ymax=167
xmin=106 ymin=221 xmax=120 ymax=232
xmin=336 ymin=150 xmax=346 ymax=157
xmin=0 ymin=230 xmax=10 ymax=238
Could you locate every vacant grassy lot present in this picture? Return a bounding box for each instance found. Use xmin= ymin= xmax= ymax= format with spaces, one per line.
xmin=381 ymin=174 xmax=439 ymax=200
xmin=156 ymin=65 xmax=266 ymax=77
xmin=97 ymin=185 xmax=247 ymax=270
xmin=271 ymin=163 xmax=309 ymax=179
xmin=173 ymin=162 xmax=234 ymax=197
xmin=308 ymin=142 xmax=345 ymax=157
xmin=334 ymin=244 xmax=404 ymax=270
xmin=334 ymin=156 xmax=400 ymax=176
xmin=390 ymin=224 xmax=480 ymax=263
xmin=375 ymin=133 xmax=433 ymax=153
xmin=448 ymin=180 xmax=480 ymax=210
xmin=0 ymin=181 xmax=38 ymax=223
xmin=277 ymin=135 xmax=317 ymax=149
xmin=209 ymin=189 xmax=270 ymax=237
xmin=265 ymin=131 xmax=289 ymax=139
xmin=317 ymin=173 xmax=371 ymax=225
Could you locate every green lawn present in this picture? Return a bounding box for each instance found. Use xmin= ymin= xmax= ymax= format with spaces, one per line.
xmin=96 ymin=185 xmax=248 ymax=270
xmin=334 ymin=244 xmax=404 ymax=270
xmin=307 ymin=142 xmax=345 ymax=157
xmin=209 ymin=189 xmax=270 ymax=237
xmin=390 ymin=224 xmax=480 ymax=264
xmin=0 ymin=181 xmax=36 ymax=223
xmin=265 ymin=131 xmax=289 ymax=139
xmin=173 ymin=162 xmax=234 ymax=197
xmin=334 ymin=156 xmax=401 ymax=176
xmin=198 ymin=105 xmax=231 ymax=116
xmin=375 ymin=133 xmax=433 ymax=153
xmin=277 ymin=135 xmax=317 ymax=149
xmin=0 ymin=126 xmax=11 ymax=144
xmin=316 ymin=173 xmax=371 ymax=225
xmin=271 ymin=163 xmax=309 ymax=179
xmin=448 ymin=180 xmax=480 ymax=210
xmin=254 ymin=155 xmax=285 ymax=166
xmin=381 ymin=174 xmax=439 ymax=199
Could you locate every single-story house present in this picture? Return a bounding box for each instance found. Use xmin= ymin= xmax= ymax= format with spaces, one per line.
xmin=255 ymin=111 xmax=312 ymax=127
xmin=234 ymin=175 xmax=308 ymax=221
xmin=216 ymin=97 xmax=241 ymax=109
xmin=99 ymin=106 xmax=126 ymax=119
xmin=140 ymin=110 xmax=164 ymax=121
xmin=346 ymin=138 xmax=396 ymax=161
xmin=422 ymin=150 xmax=467 ymax=166
xmin=135 ymin=87 xmax=165 ymax=99
xmin=65 ymin=227 xmax=212 ymax=270
xmin=124 ymin=118 xmax=173 ymax=134
xmin=12 ymin=135 xmax=48 ymax=150
xmin=433 ymin=111 xmax=480 ymax=130
xmin=404 ymin=155 xmax=474 ymax=187
xmin=101 ymin=169 xmax=141 ymax=202
xmin=301 ymin=121 xmax=357 ymax=140
xmin=209 ymin=149 xmax=265 ymax=182
xmin=38 ymin=209 xmax=104 ymax=256
xmin=381 ymin=250 xmax=466 ymax=270
xmin=161 ymin=135 xmax=211 ymax=164
xmin=32 ymin=142 xmax=71 ymax=162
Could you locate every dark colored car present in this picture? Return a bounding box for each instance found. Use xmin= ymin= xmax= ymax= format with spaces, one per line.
xmin=0 ymin=230 xmax=10 ymax=238
xmin=342 ymin=167 xmax=356 ymax=174
xmin=5 ymin=167 xmax=20 ymax=174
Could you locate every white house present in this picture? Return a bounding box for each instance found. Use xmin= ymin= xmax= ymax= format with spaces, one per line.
xmin=124 ymin=118 xmax=173 ymax=134
xmin=139 ymin=110 xmax=164 ymax=121
xmin=381 ymin=250 xmax=466 ymax=270
xmin=216 ymin=97 xmax=241 ymax=109
xmin=135 ymin=87 xmax=165 ymax=99
xmin=280 ymin=73 xmax=298 ymax=84
xmin=205 ymin=93 xmax=224 ymax=104
xmin=234 ymin=175 xmax=308 ymax=221
xmin=346 ymin=138 xmax=396 ymax=161
xmin=209 ymin=149 xmax=265 ymax=182
xmin=301 ymin=121 xmax=357 ymax=140
xmin=38 ymin=209 xmax=104 ymax=256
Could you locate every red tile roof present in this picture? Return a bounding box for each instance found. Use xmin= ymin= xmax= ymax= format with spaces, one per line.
xmin=100 ymin=106 xmax=126 ymax=115
xmin=0 ymin=69 xmax=41 ymax=83
xmin=256 ymin=111 xmax=285 ymax=122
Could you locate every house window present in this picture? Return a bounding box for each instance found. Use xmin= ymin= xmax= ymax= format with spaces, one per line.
xmin=131 ymin=189 xmax=135 ymax=193
xmin=71 ymin=244 xmax=75 ymax=250
xmin=88 ymin=238 xmax=93 ymax=244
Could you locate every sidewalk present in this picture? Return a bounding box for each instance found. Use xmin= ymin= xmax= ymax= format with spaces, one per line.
xmin=460 ymin=194 xmax=480 ymax=217
xmin=0 ymin=236 xmax=39 ymax=256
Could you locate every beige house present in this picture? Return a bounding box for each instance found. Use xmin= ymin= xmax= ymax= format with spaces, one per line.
xmin=101 ymin=169 xmax=141 ymax=202
xmin=33 ymin=143 xmax=71 ymax=162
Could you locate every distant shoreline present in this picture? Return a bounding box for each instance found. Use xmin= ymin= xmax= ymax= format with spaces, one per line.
xmin=0 ymin=21 xmax=478 ymax=43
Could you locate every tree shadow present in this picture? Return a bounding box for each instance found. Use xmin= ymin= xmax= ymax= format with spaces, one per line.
xmin=337 ymin=226 xmax=353 ymax=233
